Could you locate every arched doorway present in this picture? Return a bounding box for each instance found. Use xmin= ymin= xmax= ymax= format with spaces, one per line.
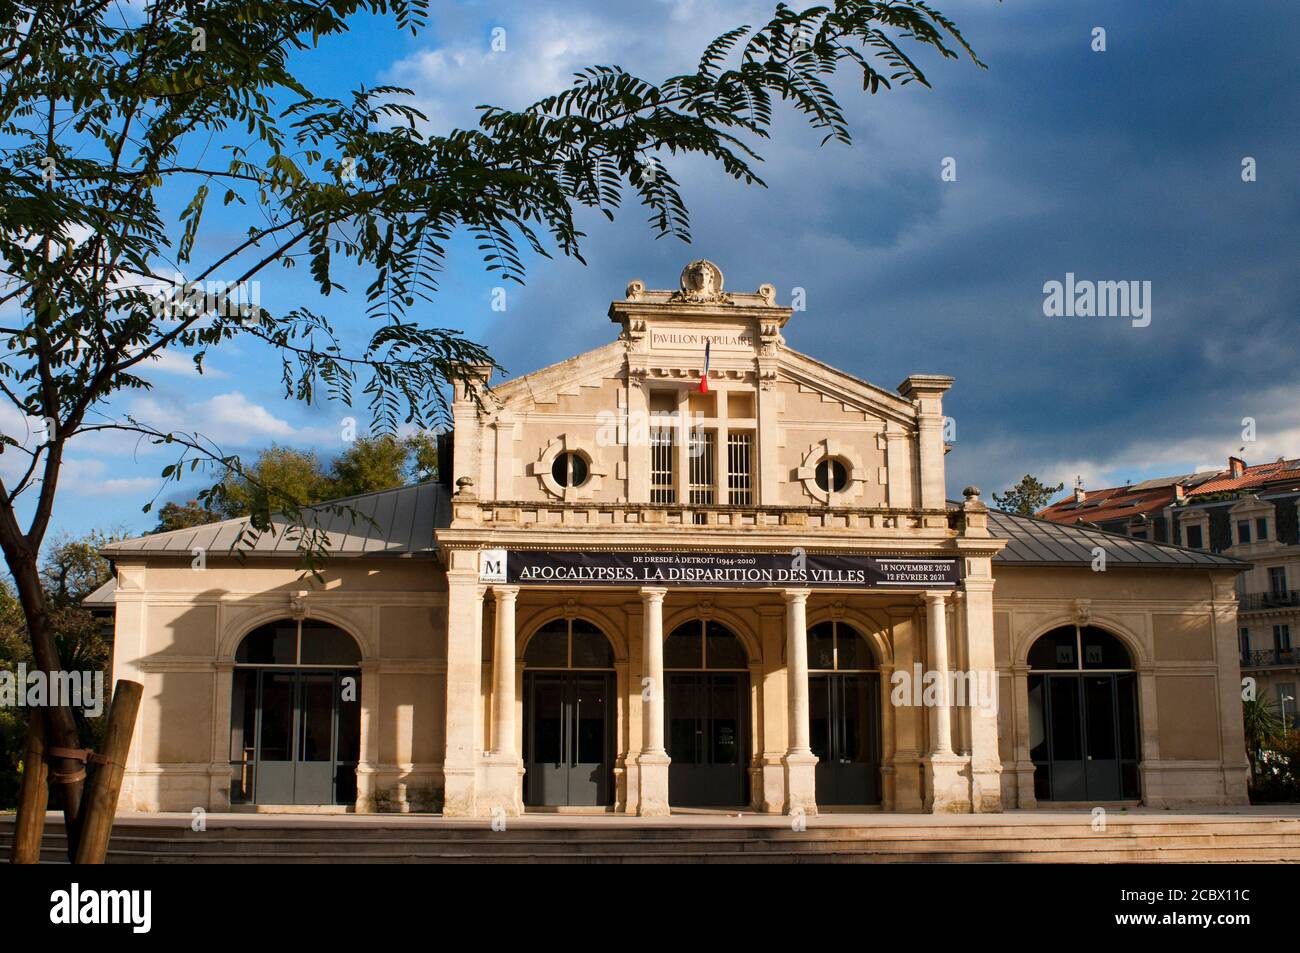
xmin=665 ymin=619 xmax=750 ymax=807
xmin=229 ymin=619 xmax=362 ymax=806
xmin=522 ymin=618 xmax=616 ymax=807
xmin=1027 ymin=625 xmax=1140 ymax=801
xmin=808 ymin=620 xmax=882 ymax=805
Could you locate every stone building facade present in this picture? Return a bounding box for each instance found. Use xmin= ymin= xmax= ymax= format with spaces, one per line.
xmin=103 ymin=261 xmax=1250 ymax=816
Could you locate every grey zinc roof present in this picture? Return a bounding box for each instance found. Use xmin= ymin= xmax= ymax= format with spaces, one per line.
xmin=83 ymin=578 xmax=116 ymax=606
xmin=981 ymin=507 xmax=1245 ymax=570
xmin=102 ymin=481 xmax=451 ymax=559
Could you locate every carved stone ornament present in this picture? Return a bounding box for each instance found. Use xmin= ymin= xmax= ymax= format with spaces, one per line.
xmin=670 ymin=259 xmax=732 ymax=304
xmin=625 ymin=279 xmax=646 ymax=301
xmin=289 ymin=592 xmax=308 ymax=621
xmin=1072 ymin=598 xmax=1092 ymax=627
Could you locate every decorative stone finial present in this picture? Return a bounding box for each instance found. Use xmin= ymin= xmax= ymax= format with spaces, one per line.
xmin=962 ymin=485 xmax=981 ymax=500
xmin=625 ymin=279 xmax=645 ymax=301
xmin=670 ymin=259 xmax=730 ymax=304
xmin=757 ymin=283 xmax=777 ymax=305
xmin=455 ymin=476 xmax=476 ymax=499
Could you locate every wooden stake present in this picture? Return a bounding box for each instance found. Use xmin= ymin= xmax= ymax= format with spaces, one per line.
xmin=9 ymin=711 xmax=49 ymax=864
xmin=74 ymin=680 xmax=142 ymax=865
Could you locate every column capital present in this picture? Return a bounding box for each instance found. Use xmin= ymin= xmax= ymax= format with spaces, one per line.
xmin=924 ymin=590 xmax=951 ymax=605
xmin=782 ymin=587 xmax=812 ymax=605
xmin=493 ymin=585 xmax=520 ymax=603
xmin=639 ymin=586 xmax=668 ymax=605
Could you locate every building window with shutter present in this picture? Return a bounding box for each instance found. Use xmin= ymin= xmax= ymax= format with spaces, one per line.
xmin=688 ymin=429 xmax=716 ymax=505
xmin=651 ymin=428 xmax=676 ymax=504
xmin=727 ymin=431 xmax=754 ymax=505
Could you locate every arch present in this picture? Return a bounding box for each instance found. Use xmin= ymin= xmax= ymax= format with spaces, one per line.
xmin=1024 ymin=621 xmax=1142 ymax=802
xmin=219 ymin=606 xmax=374 ymax=662
xmin=1014 ymin=614 xmax=1146 ymax=669
xmin=807 ymin=619 xmax=880 ymax=671
xmin=517 ymin=605 xmax=629 ymax=663
xmin=1028 ymin=624 xmax=1133 ymax=671
xmin=228 ymin=615 xmax=364 ymax=807
xmin=522 ymin=616 xmax=616 ymax=669
xmin=235 ymin=618 xmax=362 ymax=666
xmin=803 ymin=606 xmax=893 ymax=667
xmin=664 ymin=618 xmax=750 ymax=670
xmin=661 ymin=604 xmax=761 ymax=664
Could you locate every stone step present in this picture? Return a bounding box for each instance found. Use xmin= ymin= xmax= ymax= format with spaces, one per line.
xmin=4 ymin=816 xmax=1299 ymax=863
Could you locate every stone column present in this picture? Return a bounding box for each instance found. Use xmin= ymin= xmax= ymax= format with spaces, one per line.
xmin=442 ymin=551 xmax=486 ymax=816
xmin=959 ymin=573 xmax=1003 ymax=812
xmin=356 ymin=659 xmax=380 ymax=813
xmin=928 ymin=591 xmax=954 ymax=753
xmin=637 ymin=587 xmax=671 ymax=815
xmin=490 ymin=587 xmax=519 ymax=755
xmin=782 ymin=588 xmax=818 ymax=815
xmin=923 ymin=590 xmax=969 ymax=812
xmin=1011 ymin=664 xmax=1036 ymax=809
xmin=479 ymin=585 xmax=522 ymax=815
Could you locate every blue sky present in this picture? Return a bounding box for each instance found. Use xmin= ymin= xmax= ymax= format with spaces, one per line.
xmin=18 ymin=0 xmax=1300 ymax=545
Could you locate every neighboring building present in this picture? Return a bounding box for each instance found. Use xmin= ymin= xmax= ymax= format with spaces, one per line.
xmin=1041 ymin=458 xmax=1300 ymax=724
xmin=100 ymin=261 xmax=1248 ymax=817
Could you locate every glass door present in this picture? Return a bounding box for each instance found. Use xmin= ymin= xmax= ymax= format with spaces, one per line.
xmin=232 ymin=669 xmax=359 ymax=805
xmin=523 ymin=672 xmax=614 ymax=807
xmin=666 ymin=672 xmax=749 ymax=807
xmin=811 ymin=673 xmax=881 ymax=805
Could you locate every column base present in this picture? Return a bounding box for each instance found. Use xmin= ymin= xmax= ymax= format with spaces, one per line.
xmin=923 ymin=752 xmax=972 ymax=814
xmin=441 ymin=765 xmax=478 ymax=817
xmin=478 ymin=756 xmax=523 ymax=817
xmin=758 ymin=755 xmax=786 ymax=813
xmin=970 ymin=761 xmax=1005 ymax=813
xmin=782 ymin=750 xmax=819 ymax=816
xmin=637 ymin=751 xmax=671 ymax=816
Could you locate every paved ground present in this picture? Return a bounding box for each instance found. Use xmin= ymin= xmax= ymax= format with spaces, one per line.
xmin=9 ymin=805 xmax=1298 ymax=830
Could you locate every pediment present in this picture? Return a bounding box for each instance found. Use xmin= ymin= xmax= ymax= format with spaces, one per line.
xmin=776 ymin=347 xmax=918 ymax=427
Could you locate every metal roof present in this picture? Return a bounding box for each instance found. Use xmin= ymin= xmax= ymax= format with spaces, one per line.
xmin=83 ymin=578 xmax=116 ymax=606
xmin=983 ymin=507 xmax=1244 ymax=570
xmin=103 ymin=480 xmax=1240 ymax=571
xmin=102 ymin=481 xmax=451 ymax=559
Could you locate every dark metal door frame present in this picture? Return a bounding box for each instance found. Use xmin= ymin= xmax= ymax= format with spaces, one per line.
xmin=666 ymin=671 xmax=750 ymax=808
xmin=522 ymin=670 xmax=615 ymax=807
xmin=812 ymin=672 xmax=881 ymax=805
xmin=1034 ymin=672 xmax=1138 ymax=801
xmin=244 ymin=668 xmax=358 ymax=805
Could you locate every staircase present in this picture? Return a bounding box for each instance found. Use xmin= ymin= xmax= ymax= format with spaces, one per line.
xmin=4 ymin=813 xmax=1298 ymax=863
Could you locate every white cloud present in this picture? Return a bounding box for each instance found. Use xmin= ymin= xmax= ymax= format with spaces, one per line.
xmin=386 ymin=13 xmax=624 ymax=134
xmin=58 ymin=458 xmax=158 ymax=498
xmin=130 ymin=391 xmax=336 ymax=447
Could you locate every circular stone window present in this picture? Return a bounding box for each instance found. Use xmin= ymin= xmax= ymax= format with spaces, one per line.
xmin=551 ymin=451 xmax=590 ymax=488
xmin=815 ymin=457 xmax=850 ymax=493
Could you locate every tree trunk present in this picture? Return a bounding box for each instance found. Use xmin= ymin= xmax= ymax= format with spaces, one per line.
xmin=75 ymin=680 xmax=142 ymax=864
xmin=6 ymin=550 xmax=85 ymax=862
xmin=9 ymin=711 xmax=49 ymax=863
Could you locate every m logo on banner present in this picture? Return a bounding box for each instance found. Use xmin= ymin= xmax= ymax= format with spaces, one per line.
xmin=480 ymin=549 xmax=507 ymax=584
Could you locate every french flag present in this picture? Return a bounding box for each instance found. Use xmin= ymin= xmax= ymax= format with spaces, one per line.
xmin=699 ymin=341 xmax=710 ymax=393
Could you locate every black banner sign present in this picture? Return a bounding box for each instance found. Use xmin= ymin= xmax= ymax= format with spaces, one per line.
xmin=479 ymin=549 xmax=960 ymax=589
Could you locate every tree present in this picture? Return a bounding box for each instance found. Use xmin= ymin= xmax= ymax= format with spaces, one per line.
xmin=0 ymin=0 xmax=984 ymax=858
xmin=153 ymin=499 xmax=222 ymax=533
xmin=1243 ymin=693 xmax=1283 ymax=787
xmin=1 ymin=533 xmax=115 ymax=809
xmin=991 ymin=475 xmax=1066 ymax=516
xmin=206 ymin=445 xmax=332 ymax=519
xmin=329 ymin=433 xmax=438 ymax=497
